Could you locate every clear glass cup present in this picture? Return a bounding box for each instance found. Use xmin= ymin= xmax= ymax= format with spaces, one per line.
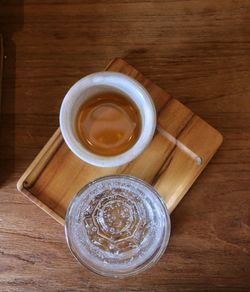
xmin=65 ymin=175 xmax=171 ymax=278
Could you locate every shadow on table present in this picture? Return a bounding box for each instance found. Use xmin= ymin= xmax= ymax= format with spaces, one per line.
xmin=0 ymin=1 xmax=24 ymax=185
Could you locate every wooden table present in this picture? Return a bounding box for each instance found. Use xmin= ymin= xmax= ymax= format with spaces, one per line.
xmin=0 ymin=1 xmax=249 ymax=291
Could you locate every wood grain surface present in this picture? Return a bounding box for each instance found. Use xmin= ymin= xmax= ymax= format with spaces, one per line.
xmin=0 ymin=1 xmax=250 ymax=291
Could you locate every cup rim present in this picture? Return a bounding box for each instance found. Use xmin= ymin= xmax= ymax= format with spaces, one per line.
xmin=59 ymin=72 xmax=156 ymax=167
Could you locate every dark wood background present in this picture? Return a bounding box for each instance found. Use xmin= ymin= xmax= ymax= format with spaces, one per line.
xmin=0 ymin=1 xmax=249 ymax=291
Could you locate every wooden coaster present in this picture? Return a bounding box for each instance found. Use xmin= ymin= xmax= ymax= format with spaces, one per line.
xmin=17 ymin=58 xmax=223 ymax=225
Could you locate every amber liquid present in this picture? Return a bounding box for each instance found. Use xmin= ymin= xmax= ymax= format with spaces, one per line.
xmin=76 ymin=92 xmax=141 ymax=156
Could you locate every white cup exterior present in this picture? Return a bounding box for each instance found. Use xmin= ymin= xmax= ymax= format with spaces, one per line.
xmin=59 ymin=72 xmax=156 ymax=167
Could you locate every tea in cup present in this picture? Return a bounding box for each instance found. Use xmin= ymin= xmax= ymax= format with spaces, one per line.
xmin=60 ymin=72 xmax=156 ymax=167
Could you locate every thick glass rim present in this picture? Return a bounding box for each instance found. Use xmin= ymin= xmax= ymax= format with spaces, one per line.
xmin=65 ymin=174 xmax=171 ymax=278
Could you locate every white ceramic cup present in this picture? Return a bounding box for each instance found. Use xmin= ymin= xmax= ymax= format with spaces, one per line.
xmin=59 ymin=72 xmax=156 ymax=167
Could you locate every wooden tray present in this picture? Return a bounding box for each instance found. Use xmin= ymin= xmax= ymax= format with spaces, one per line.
xmin=17 ymin=58 xmax=223 ymax=225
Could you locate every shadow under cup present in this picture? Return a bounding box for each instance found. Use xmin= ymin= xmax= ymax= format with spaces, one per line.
xmin=60 ymin=72 xmax=156 ymax=167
